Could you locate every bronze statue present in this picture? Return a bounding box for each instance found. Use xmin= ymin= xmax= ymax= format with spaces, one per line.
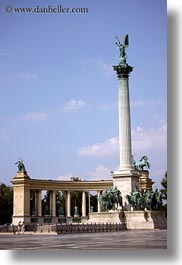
xmin=138 ymin=156 xmax=151 ymax=170
xmin=15 ymin=159 xmax=26 ymax=173
xmin=115 ymin=35 xmax=129 ymax=66
xmin=131 ymin=155 xmax=151 ymax=171
xmin=131 ymin=155 xmax=138 ymax=170
xmin=98 ymin=187 xmax=123 ymax=211
xmin=74 ymin=205 xmax=79 ymax=216
xmin=126 ymin=188 xmax=164 ymax=210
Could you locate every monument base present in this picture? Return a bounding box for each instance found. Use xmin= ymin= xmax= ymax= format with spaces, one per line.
xmin=112 ymin=170 xmax=139 ymax=209
xmin=88 ymin=211 xmax=167 ymax=230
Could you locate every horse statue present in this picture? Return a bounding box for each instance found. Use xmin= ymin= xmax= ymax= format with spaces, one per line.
xmin=151 ymin=189 xmax=163 ymax=210
xmin=144 ymin=189 xmax=153 ymax=209
xmin=131 ymin=155 xmax=139 ymax=170
xmin=126 ymin=187 xmax=141 ymax=210
xmin=138 ymin=156 xmax=151 ymax=171
xmin=126 ymin=187 xmax=164 ymax=211
xmin=98 ymin=191 xmax=110 ymax=211
xmin=98 ymin=187 xmax=123 ymax=211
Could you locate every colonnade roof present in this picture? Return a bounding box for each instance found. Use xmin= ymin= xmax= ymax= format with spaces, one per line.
xmin=12 ymin=174 xmax=114 ymax=191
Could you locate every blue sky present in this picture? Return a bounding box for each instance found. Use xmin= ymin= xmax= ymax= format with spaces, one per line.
xmin=0 ymin=0 xmax=166 ymax=188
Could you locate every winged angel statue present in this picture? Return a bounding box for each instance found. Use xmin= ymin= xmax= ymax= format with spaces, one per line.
xmin=115 ymin=34 xmax=129 ymax=66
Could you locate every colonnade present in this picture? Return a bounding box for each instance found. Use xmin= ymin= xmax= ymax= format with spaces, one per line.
xmin=30 ymin=189 xmax=102 ymax=218
xmin=11 ymin=172 xmax=113 ymax=225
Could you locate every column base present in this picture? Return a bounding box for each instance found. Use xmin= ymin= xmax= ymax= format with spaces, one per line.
xmin=66 ymin=216 xmax=72 ymax=224
xmin=12 ymin=216 xmax=30 ymax=225
xmin=81 ymin=216 xmax=88 ymax=223
xmin=112 ymin=170 xmax=139 ymax=209
xmin=112 ymin=169 xmax=139 ymax=177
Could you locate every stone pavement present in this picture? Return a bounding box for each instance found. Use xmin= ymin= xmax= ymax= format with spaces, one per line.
xmin=0 ymin=230 xmax=167 ymax=250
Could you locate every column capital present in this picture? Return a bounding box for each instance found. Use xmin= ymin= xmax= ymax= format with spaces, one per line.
xmin=113 ymin=64 xmax=133 ymax=78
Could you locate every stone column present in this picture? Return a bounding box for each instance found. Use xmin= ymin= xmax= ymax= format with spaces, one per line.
xmin=112 ymin=64 xmax=139 ymax=207
xmin=113 ymin=64 xmax=133 ymax=171
xmin=35 ymin=190 xmax=42 ymax=216
xmin=97 ymin=191 xmax=102 ymax=212
xmin=50 ymin=190 xmax=56 ymax=216
xmin=82 ymin=191 xmax=86 ymax=217
xmin=66 ymin=191 xmax=71 ymax=217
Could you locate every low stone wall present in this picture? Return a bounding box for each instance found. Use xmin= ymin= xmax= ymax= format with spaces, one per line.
xmin=88 ymin=210 xmax=167 ymax=230
xmin=124 ymin=211 xmax=167 ymax=229
xmin=87 ymin=211 xmax=123 ymax=224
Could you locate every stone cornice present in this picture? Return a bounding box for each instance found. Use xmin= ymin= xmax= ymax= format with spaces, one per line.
xmin=113 ymin=64 xmax=133 ymax=78
xmin=12 ymin=177 xmax=113 ymax=191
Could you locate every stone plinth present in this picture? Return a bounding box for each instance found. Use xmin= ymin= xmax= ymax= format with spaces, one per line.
xmin=124 ymin=211 xmax=167 ymax=230
xmin=12 ymin=172 xmax=31 ymax=225
xmin=88 ymin=211 xmax=167 ymax=230
xmin=112 ymin=170 xmax=139 ymax=208
xmin=139 ymin=170 xmax=154 ymax=191
xmin=88 ymin=211 xmax=124 ymax=224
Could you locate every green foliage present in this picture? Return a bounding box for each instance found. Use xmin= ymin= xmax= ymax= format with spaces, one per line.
xmin=0 ymin=183 xmax=13 ymax=224
xmin=90 ymin=194 xmax=98 ymax=212
xmin=160 ymin=171 xmax=167 ymax=200
xmin=71 ymin=191 xmax=82 ymax=216
xmin=56 ymin=191 xmax=66 ymax=216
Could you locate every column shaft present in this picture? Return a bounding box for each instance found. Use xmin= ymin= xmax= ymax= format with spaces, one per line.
xmin=82 ymin=191 xmax=86 ymax=217
xmin=97 ymin=191 xmax=102 ymax=212
xmin=118 ymin=77 xmax=133 ymax=170
xmin=66 ymin=191 xmax=71 ymax=217
xmin=35 ymin=190 xmax=42 ymax=216
xmin=50 ymin=190 xmax=56 ymax=216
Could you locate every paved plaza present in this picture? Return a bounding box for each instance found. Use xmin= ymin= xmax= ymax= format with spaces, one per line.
xmin=0 ymin=230 xmax=167 ymax=250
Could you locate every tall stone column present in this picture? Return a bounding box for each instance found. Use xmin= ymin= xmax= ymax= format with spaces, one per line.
xmin=82 ymin=191 xmax=86 ymax=217
xmin=50 ymin=190 xmax=56 ymax=216
xmin=66 ymin=191 xmax=71 ymax=217
xmin=35 ymin=190 xmax=42 ymax=216
xmin=114 ymin=64 xmax=133 ymax=171
xmin=112 ymin=61 xmax=139 ymax=207
xmin=97 ymin=191 xmax=102 ymax=212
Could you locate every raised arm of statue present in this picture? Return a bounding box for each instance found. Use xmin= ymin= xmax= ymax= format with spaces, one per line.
xmin=115 ymin=36 xmax=121 ymax=45
xmin=15 ymin=159 xmax=26 ymax=173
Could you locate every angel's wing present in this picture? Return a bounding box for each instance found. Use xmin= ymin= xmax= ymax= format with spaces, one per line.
xmin=124 ymin=34 xmax=129 ymax=47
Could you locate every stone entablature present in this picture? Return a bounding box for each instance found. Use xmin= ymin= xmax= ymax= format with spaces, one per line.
xmin=16 ymin=178 xmax=113 ymax=191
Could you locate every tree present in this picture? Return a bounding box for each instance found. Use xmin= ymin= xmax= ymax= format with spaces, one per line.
xmin=90 ymin=194 xmax=98 ymax=212
xmin=0 ymin=183 xmax=13 ymax=224
xmin=56 ymin=191 xmax=66 ymax=216
xmin=160 ymin=171 xmax=167 ymax=201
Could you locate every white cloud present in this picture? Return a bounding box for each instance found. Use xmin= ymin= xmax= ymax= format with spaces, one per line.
xmin=99 ymin=102 xmax=117 ymax=111
xmin=77 ymin=123 xmax=167 ymax=157
xmin=0 ymin=129 xmax=9 ymax=141
xmin=88 ymin=165 xmax=113 ymax=180
xmin=62 ymin=99 xmax=86 ymax=112
xmin=131 ymin=100 xmax=145 ymax=107
xmin=0 ymin=51 xmax=12 ymax=56
xmin=57 ymin=173 xmax=81 ymax=181
xmin=81 ymin=58 xmax=114 ymax=77
xmin=131 ymin=99 xmax=166 ymax=108
xmin=77 ymin=137 xmax=119 ymax=157
xmin=131 ymin=123 xmax=167 ymax=152
xmin=18 ymin=73 xmax=39 ymax=80
xmin=22 ymin=112 xmax=49 ymax=121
